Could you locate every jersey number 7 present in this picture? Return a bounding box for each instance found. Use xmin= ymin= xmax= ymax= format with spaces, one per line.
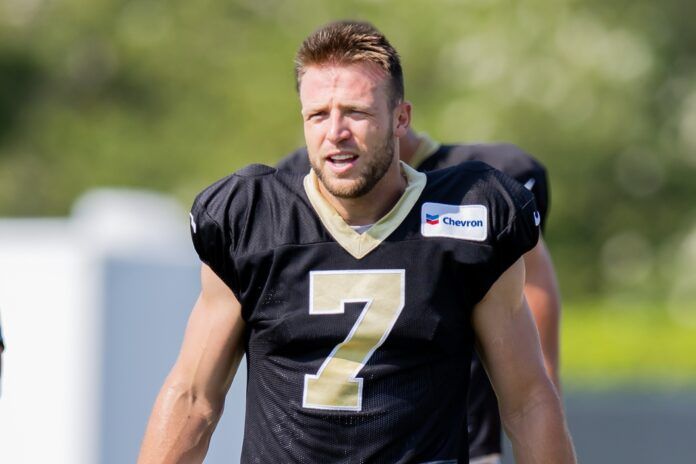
xmin=302 ymin=270 xmax=406 ymax=411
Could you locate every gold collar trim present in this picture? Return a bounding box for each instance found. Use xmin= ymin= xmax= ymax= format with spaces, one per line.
xmin=303 ymin=162 xmax=426 ymax=259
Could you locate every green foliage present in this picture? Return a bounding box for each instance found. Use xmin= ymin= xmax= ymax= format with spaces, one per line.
xmin=1 ymin=0 xmax=696 ymax=301
xmin=562 ymin=301 xmax=696 ymax=388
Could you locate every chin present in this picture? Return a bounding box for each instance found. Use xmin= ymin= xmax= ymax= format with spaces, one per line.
xmin=325 ymin=178 xmax=369 ymax=199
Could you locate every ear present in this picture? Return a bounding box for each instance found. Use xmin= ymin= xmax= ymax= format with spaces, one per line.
xmin=393 ymin=101 xmax=412 ymax=138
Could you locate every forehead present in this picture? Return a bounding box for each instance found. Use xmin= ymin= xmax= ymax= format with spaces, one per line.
xmin=299 ymin=62 xmax=390 ymax=107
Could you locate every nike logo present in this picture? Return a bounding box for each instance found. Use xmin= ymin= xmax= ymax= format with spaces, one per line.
xmin=189 ymin=213 xmax=197 ymax=233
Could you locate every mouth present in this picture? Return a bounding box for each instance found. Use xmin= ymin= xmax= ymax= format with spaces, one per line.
xmin=326 ymin=152 xmax=359 ymax=172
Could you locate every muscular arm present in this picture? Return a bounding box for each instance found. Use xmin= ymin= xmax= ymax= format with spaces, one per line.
xmin=473 ymin=259 xmax=575 ymax=463
xmin=523 ymin=237 xmax=561 ymax=390
xmin=138 ymin=264 xmax=246 ymax=464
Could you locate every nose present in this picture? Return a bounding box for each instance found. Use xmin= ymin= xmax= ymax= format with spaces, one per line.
xmin=326 ymin=111 xmax=350 ymax=144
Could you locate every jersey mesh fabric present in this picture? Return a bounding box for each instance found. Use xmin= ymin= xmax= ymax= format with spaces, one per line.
xmin=191 ymin=164 xmax=539 ymax=463
xmin=277 ymin=144 xmax=549 ymax=458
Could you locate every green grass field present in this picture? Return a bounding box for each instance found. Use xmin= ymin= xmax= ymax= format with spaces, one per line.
xmin=561 ymin=301 xmax=696 ymax=389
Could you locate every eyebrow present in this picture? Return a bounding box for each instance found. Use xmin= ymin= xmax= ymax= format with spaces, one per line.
xmin=302 ymin=102 xmax=374 ymax=116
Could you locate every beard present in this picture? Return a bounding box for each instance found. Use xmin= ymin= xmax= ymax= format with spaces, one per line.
xmin=312 ymin=129 xmax=396 ymax=199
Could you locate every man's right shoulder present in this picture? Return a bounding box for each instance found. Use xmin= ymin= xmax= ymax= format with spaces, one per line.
xmin=189 ymin=164 xmax=308 ymax=295
xmin=194 ymin=163 xmax=276 ymax=207
xmin=191 ymin=162 xmax=309 ymax=226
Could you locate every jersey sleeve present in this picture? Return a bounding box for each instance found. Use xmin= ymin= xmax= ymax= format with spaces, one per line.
xmin=190 ymin=175 xmax=244 ymax=298
xmin=490 ymin=170 xmax=541 ymax=278
xmin=521 ymin=162 xmax=549 ymax=233
xmin=421 ymin=143 xmax=551 ymax=232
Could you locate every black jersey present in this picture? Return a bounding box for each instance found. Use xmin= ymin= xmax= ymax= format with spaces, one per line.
xmin=277 ymin=137 xmax=550 ymax=459
xmin=191 ymin=162 xmax=538 ymax=463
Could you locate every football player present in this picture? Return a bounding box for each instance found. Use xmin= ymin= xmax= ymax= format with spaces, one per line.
xmin=278 ymin=131 xmax=561 ymax=464
xmin=139 ymin=21 xmax=575 ymax=464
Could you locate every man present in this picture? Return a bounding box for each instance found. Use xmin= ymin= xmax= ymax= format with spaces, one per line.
xmin=139 ymin=21 xmax=575 ymax=463
xmin=278 ymin=131 xmax=561 ymax=463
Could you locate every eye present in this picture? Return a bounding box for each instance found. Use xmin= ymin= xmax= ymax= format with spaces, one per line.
xmin=349 ymin=109 xmax=369 ymax=118
xmin=307 ymin=111 xmax=327 ymax=121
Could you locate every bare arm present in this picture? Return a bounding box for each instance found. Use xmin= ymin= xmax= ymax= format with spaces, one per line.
xmin=523 ymin=237 xmax=561 ymax=390
xmin=473 ymin=258 xmax=575 ymax=463
xmin=138 ymin=264 xmax=246 ymax=464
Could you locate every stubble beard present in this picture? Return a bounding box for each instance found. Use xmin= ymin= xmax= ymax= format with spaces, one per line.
xmin=313 ymin=129 xmax=396 ymax=199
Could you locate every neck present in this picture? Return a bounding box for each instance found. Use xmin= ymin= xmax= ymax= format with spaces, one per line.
xmin=398 ymin=129 xmax=422 ymax=165
xmin=318 ymin=158 xmax=407 ymax=226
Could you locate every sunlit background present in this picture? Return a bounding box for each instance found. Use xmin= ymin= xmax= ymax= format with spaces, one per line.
xmin=1 ymin=0 xmax=696 ymax=462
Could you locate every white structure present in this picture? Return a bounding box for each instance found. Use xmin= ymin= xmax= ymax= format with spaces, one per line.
xmin=0 ymin=189 xmax=246 ymax=464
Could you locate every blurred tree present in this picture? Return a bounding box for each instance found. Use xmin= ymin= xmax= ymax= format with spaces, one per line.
xmin=0 ymin=0 xmax=694 ymax=301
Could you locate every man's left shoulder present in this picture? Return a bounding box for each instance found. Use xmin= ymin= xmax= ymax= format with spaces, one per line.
xmin=426 ymin=159 xmax=531 ymax=199
xmin=423 ymin=143 xmax=550 ymax=230
xmin=421 ymin=163 xmax=540 ymax=285
xmin=424 ymin=162 xmax=539 ymax=237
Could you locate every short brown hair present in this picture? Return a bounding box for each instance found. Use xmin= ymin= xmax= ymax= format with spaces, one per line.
xmin=295 ymin=20 xmax=404 ymax=107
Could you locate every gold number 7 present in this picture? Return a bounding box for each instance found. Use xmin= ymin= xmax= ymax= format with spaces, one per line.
xmin=303 ymin=269 xmax=405 ymax=411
